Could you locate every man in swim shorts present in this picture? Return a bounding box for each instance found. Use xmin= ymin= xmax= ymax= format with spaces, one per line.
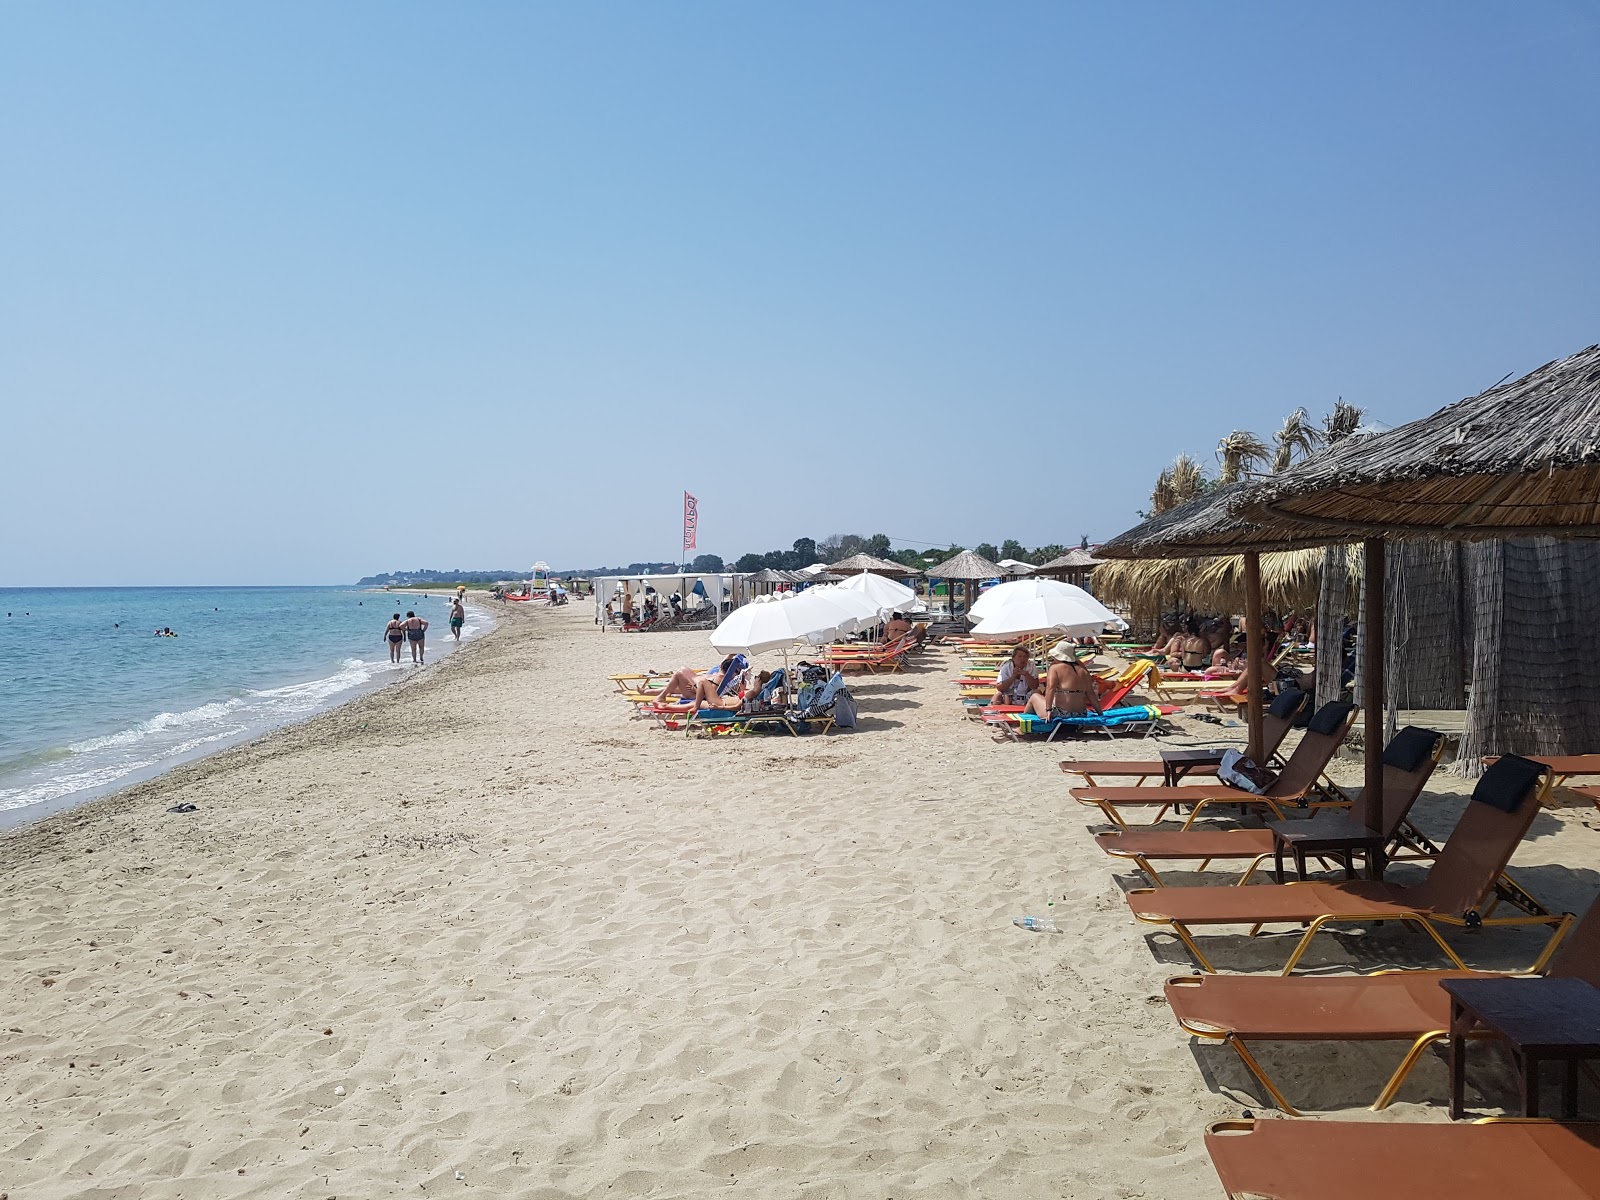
xmin=404 ymin=610 xmax=428 ymax=664
xmin=385 ymin=612 xmax=405 ymax=663
xmin=449 ymin=598 xmax=465 ymax=642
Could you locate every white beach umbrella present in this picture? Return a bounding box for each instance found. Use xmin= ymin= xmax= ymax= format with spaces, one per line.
xmin=795 ymin=585 xmax=881 ymax=635
xmin=969 ymin=588 xmax=1127 ymax=639
xmin=970 ymin=578 xmax=1110 ymax=621
xmin=835 ymin=572 xmax=916 ymax=614
xmin=709 ymin=593 xmax=838 ymax=655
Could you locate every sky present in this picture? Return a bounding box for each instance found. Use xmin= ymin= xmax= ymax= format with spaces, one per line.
xmin=3 ymin=2 xmax=1598 ymax=585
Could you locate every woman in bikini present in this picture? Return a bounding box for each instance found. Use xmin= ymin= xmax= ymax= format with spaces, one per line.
xmin=1025 ymin=641 xmax=1098 ymax=719
xmin=403 ymin=610 xmax=428 ymax=664
xmin=385 ymin=612 xmax=406 ymax=663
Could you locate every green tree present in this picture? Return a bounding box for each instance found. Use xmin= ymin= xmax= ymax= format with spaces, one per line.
xmin=974 ymin=542 xmax=999 ymax=561
xmin=1031 ymin=543 xmax=1067 ymax=564
xmin=1000 ymin=539 xmax=1026 ymax=561
xmin=734 ymin=553 xmax=764 ymax=572
xmin=792 ymin=537 xmax=819 ymax=567
xmin=690 ymin=553 xmax=724 ymax=572
xmin=864 ymin=533 xmax=892 ymax=559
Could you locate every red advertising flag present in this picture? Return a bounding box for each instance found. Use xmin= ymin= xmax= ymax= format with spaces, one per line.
xmin=683 ymin=491 xmax=699 ymax=551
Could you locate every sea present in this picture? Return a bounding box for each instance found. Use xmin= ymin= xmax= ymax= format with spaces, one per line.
xmin=0 ymin=587 xmax=489 ymax=828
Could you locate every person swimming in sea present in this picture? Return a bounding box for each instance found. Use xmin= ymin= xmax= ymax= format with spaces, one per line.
xmin=385 ymin=612 xmax=406 ymax=663
xmin=449 ymin=598 xmax=465 ymax=642
xmin=403 ymin=610 xmax=428 ymax=664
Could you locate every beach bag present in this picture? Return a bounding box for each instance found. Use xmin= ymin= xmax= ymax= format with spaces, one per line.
xmin=830 ymin=687 xmax=858 ymax=729
xmin=1218 ymin=749 xmax=1276 ymax=795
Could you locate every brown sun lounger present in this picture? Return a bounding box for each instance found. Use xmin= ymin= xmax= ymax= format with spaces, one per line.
xmin=1096 ymin=727 xmax=1445 ymax=884
xmin=1205 ymin=1117 xmax=1600 ymax=1200
xmin=1127 ymin=755 xmax=1561 ymax=973
xmin=1059 ymin=689 xmax=1310 ymax=787
xmin=1069 ymin=701 xmax=1357 ymax=830
xmin=1163 ymin=897 xmax=1598 ymax=1112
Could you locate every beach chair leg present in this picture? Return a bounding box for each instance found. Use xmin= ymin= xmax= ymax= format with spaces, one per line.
xmin=1130 ymin=854 xmax=1163 ymax=886
xmin=1407 ymin=918 xmax=1469 ymax=971
xmin=1525 ymin=913 xmax=1576 ymax=974
xmin=1162 ymin=921 xmax=1217 ymax=973
xmin=1279 ymin=917 xmax=1338 ymax=975
xmin=1228 ymin=1038 xmax=1301 ymax=1115
xmin=1235 ymin=853 xmax=1272 ymax=885
xmin=1373 ymin=1032 xmax=1451 ymax=1110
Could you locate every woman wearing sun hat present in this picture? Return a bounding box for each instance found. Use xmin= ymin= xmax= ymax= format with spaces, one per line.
xmin=1024 ymin=640 xmax=1098 ymax=720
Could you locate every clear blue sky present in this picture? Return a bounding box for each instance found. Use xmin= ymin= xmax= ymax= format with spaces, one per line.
xmin=3 ymin=2 xmax=1597 ymax=584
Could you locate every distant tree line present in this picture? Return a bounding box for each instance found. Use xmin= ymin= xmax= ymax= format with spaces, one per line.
xmin=724 ymin=532 xmax=1093 ymax=574
xmin=357 ymin=569 xmax=524 ymax=586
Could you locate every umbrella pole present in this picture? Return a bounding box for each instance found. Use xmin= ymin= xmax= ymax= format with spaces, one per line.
xmin=1243 ymin=551 xmax=1264 ymax=762
xmin=1362 ymin=537 xmax=1386 ymax=833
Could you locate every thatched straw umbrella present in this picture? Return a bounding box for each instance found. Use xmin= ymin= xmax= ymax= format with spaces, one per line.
xmin=1098 ymin=483 xmax=1343 ymax=764
xmin=830 ymin=552 xmax=920 ymax=578
xmin=1248 ymin=343 xmax=1600 ymax=538
xmin=925 ymin=549 xmax=1008 ymax=618
xmin=1033 ymin=547 xmax=1103 ymax=587
xmin=1237 ymin=340 xmax=1600 ymax=819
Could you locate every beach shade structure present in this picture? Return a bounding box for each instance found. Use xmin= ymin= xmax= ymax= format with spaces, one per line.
xmin=1096 ymin=482 xmax=1343 ymax=793
xmin=969 ymin=577 xmax=1110 ymax=622
xmin=786 ymin=585 xmax=881 ymax=640
xmin=1234 ymin=339 xmax=1600 ymax=825
xmin=836 ymin=571 xmax=917 ymax=615
xmin=970 ymin=588 xmax=1127 ymax=639
xmin=996 ymin=558 xmax=1036 ymax=575
xmin=1032 ymin=547 xmax=1103 ymax=587
xmin=710 ymin=593 xmax=839 ymax=656
xmin=924 ymin=549 xmax=1009 ymax=618
xmin=1245 ymin=342 xmax=1600 ymax=539
xmin=830 ymin=552 xmax=920 ymax=577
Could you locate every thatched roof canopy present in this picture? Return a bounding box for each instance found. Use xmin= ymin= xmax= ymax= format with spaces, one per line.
xmin=745 ymin=568 xmax=803 ymax=583
xmin=1033 ymin=548 xmax=1103 ymax=574
xmin=925 ymin=549 xmax=1006 ymax=580
xmin=1097 ymin=482 xmax=1338 ymax=560
xmin=830 ymin=552 xmax=920 ymax=576
xmin=1242 ymin=342 xmax=1600 ymax=538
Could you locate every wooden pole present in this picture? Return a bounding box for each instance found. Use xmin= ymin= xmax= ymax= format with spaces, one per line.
xmin=1362 ymin=537 xmax=1386 ymax=831
xmin=1243 ymin=551 xmax=1264 ymax=762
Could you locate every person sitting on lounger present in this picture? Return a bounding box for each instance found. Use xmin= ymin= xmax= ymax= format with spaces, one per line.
xmin=991 ymin=646 xmax=1039 ymax=707
xmin=1024 ymin=640 xmax=1098 ymax=719
xmin=650 ymin=654 xmax=747 ymax=703
xmin=883 ymin=612 xmax=912 ymax=642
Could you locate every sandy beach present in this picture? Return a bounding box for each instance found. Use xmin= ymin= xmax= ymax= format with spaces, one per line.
xmin=3 ymin=605 xmax=1597 ymax=1198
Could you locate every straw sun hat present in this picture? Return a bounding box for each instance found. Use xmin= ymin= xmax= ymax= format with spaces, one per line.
xmin=1047 ymin=640 xmax=1080 ymax=663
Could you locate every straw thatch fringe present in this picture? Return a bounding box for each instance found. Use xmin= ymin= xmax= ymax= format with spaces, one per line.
xmin=1387 ymin=542 xmax=1469 ymax=710
xmin=1314 ymin=544 xmax=1355 ymax=709
xmin=1455 ymin=538 xmax=1600 ymax=774
xmin=1094 ymin=550 xmax=1354 ymax=620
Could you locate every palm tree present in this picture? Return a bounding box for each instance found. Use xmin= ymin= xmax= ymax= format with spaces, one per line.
xmin=1215 ymin=430 xmax=1270 ymax=484
xmin=1270 ymin=407 xmax=1322 ymax=473
xmin=1324 ymin=398 xmax=1364 ymax=445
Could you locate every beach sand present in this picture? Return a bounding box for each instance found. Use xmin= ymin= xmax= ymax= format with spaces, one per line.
xmin=3 ymin=606 xmax=1597 ymax=1197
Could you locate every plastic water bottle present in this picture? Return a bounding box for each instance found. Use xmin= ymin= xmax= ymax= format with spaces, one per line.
xmin=1013 ymin=916 xmax=1060 ymax=934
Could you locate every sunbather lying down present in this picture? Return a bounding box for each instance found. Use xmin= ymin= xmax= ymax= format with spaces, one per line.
xmin=648 ymin=654 xmax=747 ymax=703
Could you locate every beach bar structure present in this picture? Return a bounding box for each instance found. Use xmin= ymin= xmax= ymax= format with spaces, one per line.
xmin=592 ymin=572 xmax=737 ymax=630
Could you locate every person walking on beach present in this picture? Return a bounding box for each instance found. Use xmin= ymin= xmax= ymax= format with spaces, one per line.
xmin=448 ymin=597 xmax=465 ymax=642
xmin=403 ymin=610 xmax=428 ymax=664
xmin=385 ymin=612 xmax=406 ymax=663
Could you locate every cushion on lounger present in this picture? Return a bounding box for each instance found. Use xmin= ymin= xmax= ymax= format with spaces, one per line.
xmin=1268 ymin=688 xmax=1308 ymax=719
xmin=1306 ymin=701 xmax=1355 ymax=736
xmin=1382 ymin=726 xmax=1443 ymax=772
xmin=1472 ymin=754 xmax=1546 ymax=814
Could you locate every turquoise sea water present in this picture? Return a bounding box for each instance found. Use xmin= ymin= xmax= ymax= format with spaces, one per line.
xmin=0 ymin=587 xmax=487 ymax=825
